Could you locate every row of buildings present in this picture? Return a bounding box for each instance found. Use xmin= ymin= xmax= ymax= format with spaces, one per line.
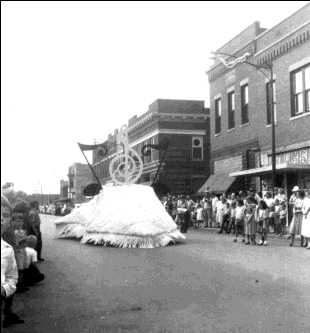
xmin=61 ymin=3 xmax=310 ymax=203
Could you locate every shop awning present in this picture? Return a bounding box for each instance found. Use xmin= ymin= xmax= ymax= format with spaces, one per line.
xmin=229 ymin=163 xmax=310 ymax=177
xmin=197 ymin=173 xmax=236 ymax=194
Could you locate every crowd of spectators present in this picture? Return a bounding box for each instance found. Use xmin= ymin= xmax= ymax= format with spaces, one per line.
xmin=1 ymin=194 xmax=45 ymax=328
xmin=161 ymin=186 xmax=310 ymax=248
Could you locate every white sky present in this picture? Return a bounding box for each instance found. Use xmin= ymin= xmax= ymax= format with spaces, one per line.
xmin=1 ymin=1 xmax=309 ymax=194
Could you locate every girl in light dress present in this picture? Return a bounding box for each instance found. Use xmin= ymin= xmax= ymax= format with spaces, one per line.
xmin=289 ymin=190 xmax=305 ymax=247
xmin=301 ymin=190 xmax=310 ymax=249
xmin=233 ymin=199 xmax=245 ymax=243
xmin=216 ymin=196 xmax=226 ymax=229
xmin=257 ymin=200 xmax=269 ymax=246
xmin=244 ymin=197 xmax=257 ymax=245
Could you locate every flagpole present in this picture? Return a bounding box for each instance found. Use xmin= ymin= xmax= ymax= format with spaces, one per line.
xmin=80 ymin=150 xmax=103 ymax=190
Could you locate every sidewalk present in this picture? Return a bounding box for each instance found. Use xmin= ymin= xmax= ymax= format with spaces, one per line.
xmin=186 ymin=226 xmax=301 ymax=240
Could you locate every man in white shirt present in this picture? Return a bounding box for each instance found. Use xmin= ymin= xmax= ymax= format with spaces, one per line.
xmin=211 ymin=193 xmax=219 ymax=228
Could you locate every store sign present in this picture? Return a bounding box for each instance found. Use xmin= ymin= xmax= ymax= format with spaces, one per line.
xmin=267 ymin=147 xmax=310 ymax=166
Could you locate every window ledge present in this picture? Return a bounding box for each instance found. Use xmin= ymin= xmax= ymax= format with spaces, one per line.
xmin=215 ymin=132 xmax=222 ymax=137
xmin=266 ymin=123 xmax=278 ymax=128
xmin=240 ymin=122 xmax=250 ymax=128
xmin=290 ymin=112 xmax=310 ymax=121
xmin=227 ymin=127 xmax=236 ymax=132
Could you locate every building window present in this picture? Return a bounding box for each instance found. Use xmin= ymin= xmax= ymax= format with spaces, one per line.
xmin=291 ymin=64 xmax=310 ymax=116
xmin=228 ymin=91 xmax=235 ymax=129
xmin=192 ymin=136 xmax=203 ymax=160
xmin=241 ymin=84 xmax=249 ymax=124
xmin=266 ymin=80 xmax=277 ymax=125
xmin=215 ymin=98 xmax=221 ymax=134
xmin=150 ymin=137 xmax=155 ymax=162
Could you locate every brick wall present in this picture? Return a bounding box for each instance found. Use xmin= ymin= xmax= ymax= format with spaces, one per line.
xmin=208 ymin=7 xmax=310 ymax=173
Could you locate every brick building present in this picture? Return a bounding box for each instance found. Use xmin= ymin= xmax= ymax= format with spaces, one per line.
xmin=92 ymin=99 xmax=210 ymax=195
xmin=67 ymin=163 xmax=93 ymax=203
xmin=59 ymin=180 xmax=68 ymax=198
xmin=200 ymin=4 xmax=310 ymax=196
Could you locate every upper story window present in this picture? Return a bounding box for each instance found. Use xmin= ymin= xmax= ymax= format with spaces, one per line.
xmin=215 ymin=98 xmax=221 ymax=134
xmin=241 ymin=84 xmax=249 ymax=124
xmin=266 ymin=80 xmax=277 ymax=125
xmin=291 ymin=64 xmax=310 ymax=116
xmin=150 ymin=137 xmax=155 ymax=162
xmin=228 ymin=91 xmax=235 ymax=129
xmin=192 ymin=136 xmax=203 ymax=160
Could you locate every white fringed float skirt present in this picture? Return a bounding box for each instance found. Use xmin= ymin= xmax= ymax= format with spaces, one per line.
xmin=55 ymin=184 xmax=186 ymax=248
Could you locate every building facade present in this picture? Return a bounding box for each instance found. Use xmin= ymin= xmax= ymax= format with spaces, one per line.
xmin=59 ymin=180 xmax=68 ymax=199
xmin=67 ymin=163 xmax=93 ymax=203
xmin=201 ymin=4 xmax=310 ymax=196
xmin=92 ymin=99 xmax=210 ymax=195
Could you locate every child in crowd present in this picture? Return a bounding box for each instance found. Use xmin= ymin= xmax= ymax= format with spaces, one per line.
xmin=12 ymin=213 xmax=28 ymax=293
xmin=279 ymin=202 xmax=287 ymax=236
xmin=274 ymin=198 xmax=281 ymax=235
xmin=23 ymin=236 xmax=45 ymax=287
xmin=195 ymin=204 xmax=203 ymax=229
xmin=233 ymin=199 xmax=245 ymax=242
xmin=257 ymin=200 xmax=269 ymax=246
xmin=219 ymin=202 xmax=231 ymax=234
xmin=191 ymin=207 xmax=196 ymax=229
xmin=244 ymin=197 xmax=257 ymax=245
xmin=227 ymin=201 xmax=236 ymax=234
xmin=28 ymin=201 xmax=44 ymax=261
xmin=181 ymin=208 xmax=191 ymax=233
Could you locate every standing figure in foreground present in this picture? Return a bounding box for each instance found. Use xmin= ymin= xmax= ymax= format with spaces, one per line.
xmin=1 ymin=194 xmax=24 ymax=328
xmin=244 ymin=197 xmax=257 ymax=245
xmin=233 ymin=199 xmax=245 ymax=243
xmin=301 ymin=190 xmax=310 ymax=249
xmin=289 ymin=190 xmax=305 ymax=247
xmin=27 ymin=201 xmax=44 ymax=261
xmin=257 ymin=200 xmax=269 ymax=246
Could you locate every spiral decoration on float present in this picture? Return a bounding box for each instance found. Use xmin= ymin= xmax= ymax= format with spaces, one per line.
xmin=109 ymin=124 xmax=143 ymax=185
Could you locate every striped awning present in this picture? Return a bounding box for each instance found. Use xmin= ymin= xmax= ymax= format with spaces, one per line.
xmin=198 ymin=173 xmax=236 ymax=194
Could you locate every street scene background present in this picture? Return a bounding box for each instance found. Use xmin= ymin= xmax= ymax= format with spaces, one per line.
xmin=6 ymin=214 xmax=310 ymax=333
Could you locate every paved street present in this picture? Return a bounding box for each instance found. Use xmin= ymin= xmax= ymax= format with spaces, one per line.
xmin=6 ymin=214 xmax=310 ymax=333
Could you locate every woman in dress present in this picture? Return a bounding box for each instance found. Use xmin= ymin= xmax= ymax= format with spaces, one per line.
xmin=289 ymin=190 xmax=305 ymax=247
xmin=257 ymin=200 xmax=269 ymax=246
xmin=301 ymin=190 xmax=310 ymax=249
xmin=216 ymin=196 xmax=225 ymax=229
xmin=244 ymin=196 xmax=257 ymax=245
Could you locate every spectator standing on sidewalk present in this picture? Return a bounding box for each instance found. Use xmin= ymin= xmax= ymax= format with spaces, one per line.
xmin=265 ymin=192 xmax=275 ymax=233
xmin=301 ymin=190 xmax=310 ymax=249
xmin=289 ymin=186 xmax=299 ymax=228
xmin=279 ymin=202 xmax=287 ymax=236
xmin=216 ymin=196 xmax=225 ymax=229
xmin=202 ymin=192 xmax=212 ymax=228
xmin=28 ymin=201 xmax=44 ymax=261
xmin=289 ymin=190 xmax=305 ymax=247
xmin=257 ymin=200 xmax=269 ymax=246
xmin=211 ymin=193 xmax=218 ymax=228
xmin=244 ymin=197 xmax=257 ymax=245
xmin=233 ymin=199 xmax=245 ymax=243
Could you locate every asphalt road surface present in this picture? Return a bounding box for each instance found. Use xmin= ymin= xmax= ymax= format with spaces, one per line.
xmin=5 ymin=214 xmax=310 ymax=333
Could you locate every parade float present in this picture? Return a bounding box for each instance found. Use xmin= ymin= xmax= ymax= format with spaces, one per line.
xmin=55 ymin=124 xmax=186 ymax=248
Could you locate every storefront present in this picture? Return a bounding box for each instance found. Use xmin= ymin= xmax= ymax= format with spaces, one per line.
xmin=229 ymin=164 xmax=310 ymax=198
